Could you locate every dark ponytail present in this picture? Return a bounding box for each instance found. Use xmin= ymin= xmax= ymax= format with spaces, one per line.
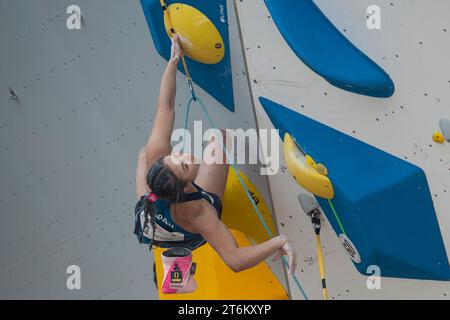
xmin=140 ymin=157 xmax=188 ymax=250
xmin=138 ymin=195 xmax=154 ymax=245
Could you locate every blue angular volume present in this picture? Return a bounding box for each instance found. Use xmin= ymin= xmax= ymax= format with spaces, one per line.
xmin=264 ymin=0 xmax=395 ymax=98
xmin=260 ymin=96 xmax=450 ymax=281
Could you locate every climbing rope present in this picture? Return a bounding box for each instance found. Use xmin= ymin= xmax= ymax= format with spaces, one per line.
xmin=183 ymin=96 xmax=309 ymax=300
xmin=328 ymin=199 xmax=346 ymax=236
xmin=160 ymin=0 xmax=308 ymax=300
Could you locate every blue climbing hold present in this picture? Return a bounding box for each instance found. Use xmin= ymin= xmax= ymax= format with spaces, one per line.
xmin=264 ymin=0 xmax=395 ymax=98
xmin=260 ymin=96 xmax=450 ymax=281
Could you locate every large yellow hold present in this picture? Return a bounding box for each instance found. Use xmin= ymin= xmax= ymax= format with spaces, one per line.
xmin=164 ymin=3 xmax=225 ymax=64
xmin=283 ymin=133 xmax=334 ymax=199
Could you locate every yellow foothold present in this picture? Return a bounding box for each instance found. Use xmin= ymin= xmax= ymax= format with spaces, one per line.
xmin=316 ymin=164 xmax=328 ymax=176
xmin=432 ymin=131 xmax=445 ymax=144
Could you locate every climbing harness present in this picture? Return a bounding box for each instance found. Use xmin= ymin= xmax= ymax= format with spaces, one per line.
xmin=159 ymin=1 xmax=308 ymax=299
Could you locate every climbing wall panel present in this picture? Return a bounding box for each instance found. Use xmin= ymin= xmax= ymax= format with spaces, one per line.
xmin=236 ymin=0 xmax=450 ymax=299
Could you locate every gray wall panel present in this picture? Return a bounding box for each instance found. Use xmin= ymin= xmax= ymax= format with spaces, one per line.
xmin=1 ymin=0 xmax=286 ymax=299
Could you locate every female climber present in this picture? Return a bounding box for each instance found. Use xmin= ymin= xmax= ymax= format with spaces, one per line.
xmin=134 ymin=35 xmax=297 ymax=278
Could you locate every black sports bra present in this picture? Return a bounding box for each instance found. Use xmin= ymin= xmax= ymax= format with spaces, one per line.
xmin=174 ymin=181 xmax=223 ymax=216
xmin=134 ymin=181 xmax=222 ymax=251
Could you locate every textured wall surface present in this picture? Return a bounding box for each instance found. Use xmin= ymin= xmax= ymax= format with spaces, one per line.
xmin=2 ymin=0 xmax=449 ymax=300
xmin=236 ymin=0 xmax=450 ymax=299
xmin=0 ymin=0 xmax=286 ymax=299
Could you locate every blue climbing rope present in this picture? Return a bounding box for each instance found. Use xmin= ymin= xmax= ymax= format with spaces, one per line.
xmin=182 ymin=96 xmax=309 ymax=300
